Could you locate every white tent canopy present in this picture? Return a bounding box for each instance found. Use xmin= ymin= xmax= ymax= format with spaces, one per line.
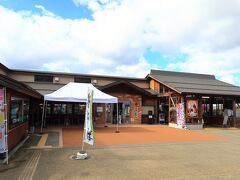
xmin=41 ymin=82 xmax=119 ymax=132
xmin=44 ymin=82 xmax=118 ymax=103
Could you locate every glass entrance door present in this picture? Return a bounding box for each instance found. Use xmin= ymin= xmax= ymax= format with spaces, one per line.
xmin=119 ymin=101 xmax=131 ymax=124
xmin=110 ymin=101 xmax=131 ymax=124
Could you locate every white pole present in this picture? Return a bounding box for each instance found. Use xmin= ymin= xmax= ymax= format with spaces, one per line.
xmin=41 ymin=100 xmax=46 ymax=133
xmin=116 ymin=102 xmax=120 ymax=133
xmin=4 ymin=87 xmax=8 ymax=164
xmin=81 ymin=114 xmax=85 ymax=152
xmin=104 ymin=104 xmax=107 ymax=127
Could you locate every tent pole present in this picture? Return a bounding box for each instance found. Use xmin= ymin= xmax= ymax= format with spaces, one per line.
xmin=41 ymin=100 xmax=45 ymax=133
xmin=115 ymin=102 xmax=120 ymax=133
xmin=81 ymin=103 xmax=85 ymax=152
xmin=104 ymin=104 xmax=108 ymax=127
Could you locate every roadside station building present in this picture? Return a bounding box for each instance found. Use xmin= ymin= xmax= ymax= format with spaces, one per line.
xmin=147 ymin=70 xmax=240 ymax=129
xmin=0 ymin=62 xmax=240 ymax=151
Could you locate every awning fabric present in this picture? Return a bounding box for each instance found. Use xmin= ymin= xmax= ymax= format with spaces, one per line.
xmin=44 ymin=82 xmax=118 ymax=103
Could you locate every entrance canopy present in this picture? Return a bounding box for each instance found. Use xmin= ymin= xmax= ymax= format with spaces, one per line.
xmin=44 ymin=82 xmax=118 ymax=103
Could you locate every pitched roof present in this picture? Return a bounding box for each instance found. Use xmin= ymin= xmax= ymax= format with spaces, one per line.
xmin=148 ymin=70 xmax=240 ymax=96
xmin=99 ymin=80 xmax=156 ymax=96
xmin=0 ymin=74 xmax=42 ymax=99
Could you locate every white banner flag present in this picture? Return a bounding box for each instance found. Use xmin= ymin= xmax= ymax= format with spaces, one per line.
xmin=84 ymin=89 xmax=94 ymax=145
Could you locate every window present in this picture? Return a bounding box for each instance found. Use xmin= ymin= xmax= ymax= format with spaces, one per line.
xmin=212 ymin=97 xmax=223 ymax=116
xmin=67 ymin=104 xmax=73 ymax=114
xmin=160 ymin=85 xmax=165 ymax=93
xmin=10 ymin=97 xmax=29 ymax=128
xmin=23 ymin=100 xmax=29 ymax=121
xmin=202 ymin=98 xmax=210 ymax=116
xmin=74 ymin=104 xmax=86 ymax=114
xmin=53 ymin=104 xmax=62 ymax=115
xmin=46 ymin=104 xmax=51 ymax=115
xmin=74 ymin=77 xmax=91 ymax=83
xmin=35 ymin=75 xmax=53 ymax=83
xmin=236 ymin=103 xmax=240 ymax=118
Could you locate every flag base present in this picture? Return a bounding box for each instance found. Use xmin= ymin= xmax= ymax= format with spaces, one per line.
xmin=75 ymin=151 xmax=88 ymax=160
xmin=115 ymin=130 xmax=120 ymax=133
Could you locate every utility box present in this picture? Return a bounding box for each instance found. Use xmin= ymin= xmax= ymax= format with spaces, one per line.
xmin=148 ymin=110 xmax=153 ymax=124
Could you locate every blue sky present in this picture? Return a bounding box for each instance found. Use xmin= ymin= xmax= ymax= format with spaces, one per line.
xmin=0 ymin=0 xmax=240 ymax=86
xmin=0 ymin=0 xmax=182 ymax=71
xmin=0 ymin=0 xmax=93 ymax=19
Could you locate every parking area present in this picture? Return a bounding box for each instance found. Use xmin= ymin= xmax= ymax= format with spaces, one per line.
xmin=1 ymin=126 xmax=240 ymax=180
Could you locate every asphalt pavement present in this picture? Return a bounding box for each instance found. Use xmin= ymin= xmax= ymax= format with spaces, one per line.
xmin=1 ymin=127 xmax=240 ymax=180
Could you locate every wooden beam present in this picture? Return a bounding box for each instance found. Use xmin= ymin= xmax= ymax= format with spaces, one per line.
xmin=170 ymin=96 xmax=176 ymax=107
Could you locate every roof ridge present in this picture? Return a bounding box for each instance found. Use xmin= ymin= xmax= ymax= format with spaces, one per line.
xmin=150 ymin=69 xmax=215 ymax=79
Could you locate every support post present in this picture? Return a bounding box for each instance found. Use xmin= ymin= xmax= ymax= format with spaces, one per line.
xmin=44 ymin=101 xmax=47 ymax=128
xmin=104 ymin=104 xmax=108 ymax=127
xmin=115 ymin=103 xmax=120 ymax=133
xmin=233 ymin=99 xmax=236 ymax=127
xmin=41 ymin=100 xmax=46 ymax=133
xmin=168 ymin=95 xmax=171 ymax=124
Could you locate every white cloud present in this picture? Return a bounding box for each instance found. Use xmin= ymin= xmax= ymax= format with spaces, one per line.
xmin=35 ymin=5 xmax=55 ymax=17
xmin=0 ymin=1 xmax=240 ymax=85
xmin=72 ymin=0 xmax=121 ymax=11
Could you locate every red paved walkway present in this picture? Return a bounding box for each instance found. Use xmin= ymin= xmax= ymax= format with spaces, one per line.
xmin=62 ymin=126 xmax=224 ymax=147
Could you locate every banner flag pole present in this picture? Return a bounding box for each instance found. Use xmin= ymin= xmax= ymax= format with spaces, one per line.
xmin=81 ymin=114 xmax=85 ymax=152
xmin=77 ymin=89 xmax=94 ymax=159
xmin=41 ymin=100 xmax=46 ymax=133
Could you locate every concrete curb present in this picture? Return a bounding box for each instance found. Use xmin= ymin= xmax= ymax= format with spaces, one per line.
xmin=0 ymin=135 xmax=29 ymax=164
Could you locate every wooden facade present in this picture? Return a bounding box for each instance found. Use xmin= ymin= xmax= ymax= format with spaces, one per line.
xmin=148 ymin=70 xmax=240 ymax=128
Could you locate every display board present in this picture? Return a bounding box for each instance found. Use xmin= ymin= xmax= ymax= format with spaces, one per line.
xmin=186 ymin=100 xmax=198 ymax=117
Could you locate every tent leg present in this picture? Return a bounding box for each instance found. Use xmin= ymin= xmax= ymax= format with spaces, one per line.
xmin=104 ymin=104 xmax=108 ymax=127
xmin=41 ymin=100 xmax=45 ymax=133
xmin=115 ymin=103 xmax=120 ymax=133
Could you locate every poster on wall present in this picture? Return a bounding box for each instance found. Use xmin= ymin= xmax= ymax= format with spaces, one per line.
xmin=187 ymin=100 xmax=198 ymax=117
xmin=177 ymin=103 xmax=185 ymax=127
xmin=0 ymin=121 xmax=7 ymax=153
xmin=0 ymin=89 xmax=4 ymax=123
xmin=0 ymin=88 xmax=7 ymax=153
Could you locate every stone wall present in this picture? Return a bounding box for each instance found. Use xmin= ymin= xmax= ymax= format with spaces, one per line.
xmin=110 ymin=93 xmax=142 ymax=124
